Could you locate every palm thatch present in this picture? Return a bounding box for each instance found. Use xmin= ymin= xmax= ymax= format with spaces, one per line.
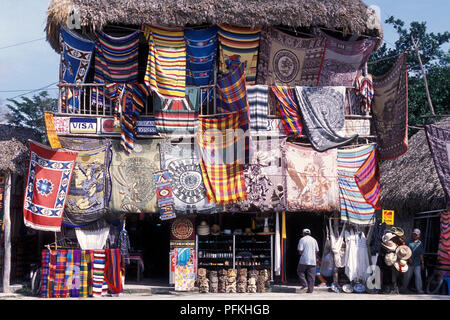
xmin=380 ymin=118 xmax=450 ymax=216
xmin=0 ymin=125 xmax=42 ymax=176
xmin=45 ymin=0 xmax=383 ymax=52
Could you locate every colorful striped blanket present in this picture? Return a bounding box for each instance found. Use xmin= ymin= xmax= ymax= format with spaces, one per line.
xmin=272 ymin=86 xmax=303 ymax=138
xmin=92 ymin=250 xmax=107 ymax=297
xmin=80 ymin=250 xmax=90 ymax=297
xmin=438 ymin=211 xmax=450 ymax=270
xmin=354 ymin=145 xmax=381 ymax=210
xmin=143 ymin=24 xmax=186 ymax=99
xmin=247 ymin=85 xmax=269 ymax=132
xmin=54 ymin=249 xmax=68 ymax=298
xmin=40 ymin=249 xmax=51 ymax=298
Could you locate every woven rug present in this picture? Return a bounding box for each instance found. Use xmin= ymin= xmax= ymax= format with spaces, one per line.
xmin=372 ymin=53 xmax=408 ymax=160
xmin=143 ymin=24 xmax=186 ymax=99
xmin=272 ymin=86 xmax=303 ymax=138
xmin=154 ymin=170 xmax=176 ymax=220
xmin=354 ymin=145 xmax=381 ymax=210
xmin=438 ymin=211 xmax=450 ymax=270
xmin=285 ymin=142 xmax=339 ymax=212
xmin=247 ymin=85 xmax=269 ymax=132
xmin=23 ymin=141 xmax=78 ymax=232
xmin=218 ymin=24 xmax=261 ymax=84
xmin=256 ymin=27 xmax=325 ymax=86
xmin=295 ymin=86 xmax=358 ymax=151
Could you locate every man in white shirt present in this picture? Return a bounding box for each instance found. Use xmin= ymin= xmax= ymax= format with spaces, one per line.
xmin=297 ymin=228 xmax=319 ymax=293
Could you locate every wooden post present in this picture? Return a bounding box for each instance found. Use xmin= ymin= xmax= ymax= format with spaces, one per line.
xmin=2 ymin=172 xmax=11 ymax=293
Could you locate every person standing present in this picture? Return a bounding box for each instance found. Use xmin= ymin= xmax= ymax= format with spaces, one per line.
xmin=297 ymin=229 xmax=319 ymax=293
xmin=401 ymin=228 xmax=425 ymax=294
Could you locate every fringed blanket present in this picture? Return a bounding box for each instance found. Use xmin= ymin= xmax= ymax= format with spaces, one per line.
xmin=23 ymin=141 xmax=78 ymax=232
xmin=110 ymin=139 xmax=160 ymax=214
xmin=372 ymin=53 xmax=408 ymax=160
xmin=256 ymin=27 xmax=325 ymax=86
xmin=160 ymin=141 xmax=218 ymax=214
xmin=143 ymin=24 xmax=186 ymax=99
xmin=285 ymin=142 xmax=339 ymax=212
xmin=218 ymin=24 xmax=261 ymax=84
xmin=185 ymin=26 xmax=218 ymax=86
xmin=154 ymin=170 xmax=176 ymax=220
xmin=425 ymin=124 xmax=450 ymax=209
xmin=438 ymin=211 xmax=450 ymax=270
xmin=316 ymin=29 xmax=376 ymax=86
xmin=355 ymin=146 xmax=381 ymax=210
xmin=338 ymin=144 xmax=377 ymax=225
xmin=247 ymin=85 xmax=269 ymax=131
xmin=272 ymin=86 xmax=303 ymax=137
xmin=295 ymin=86 xmax=358 ymax=151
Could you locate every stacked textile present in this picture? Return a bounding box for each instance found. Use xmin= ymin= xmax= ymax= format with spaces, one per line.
xmin=247 ymin=85 xmax=269 ymax=132
xmin=272 ymin=86 xmax=303 ymax=138
xmin=143 ymin=25 xmax=186 ymax=99
xmin=218 ymin=24 xmax=261 ymax=84
xmin=438 ymin=211 xmax=450 ymax=270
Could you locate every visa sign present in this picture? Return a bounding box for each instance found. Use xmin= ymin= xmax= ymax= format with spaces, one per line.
xmin=69 ymin=118 xmax=97 ymax=134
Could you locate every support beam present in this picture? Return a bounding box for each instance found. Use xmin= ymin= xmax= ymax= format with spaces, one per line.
xmin=2 ymin=172 xmax=11 ymax=293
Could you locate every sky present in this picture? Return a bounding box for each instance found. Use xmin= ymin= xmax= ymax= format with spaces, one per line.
xmin=0 ymin=0 xmax=449 ymax=115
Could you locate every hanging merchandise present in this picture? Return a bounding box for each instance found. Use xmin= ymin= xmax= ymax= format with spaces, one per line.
xmin=438 ymin=211 xmax=450 ymax=270
xmin=218 ymin=24 xmax=261 ymax=84
xmin=23 ymin=141 xmax=78 ymax=232
xmin=75 ymin=225 xmax=110 ymax=250
xmin=355 ymin=73 xmax=374 ymax=114
xmin=344 ymin=229 xmax=370 ymax=282
xmin=295 ymin=86 xmax=358 ymax=152
xmin=271 ymin=86 xmax=303 ymax=138
xmin=142 ymin=24 xmax=186 ymax=99
xmin=281 ymin=211 xmax=287 ymax=283
xmin=274 ymin=212 xmax=281 ymax=276
xmin=174 ymin=247 xmax=196 ymax=291
xmin=154 ymin=170 xmax=176 ymax=220
xmin=354 ymin=145 xmax=381 ymax=210
xmin=256 ymin=27 xmax=325 ymax=86
xmin=247 ymin=85 xmax=269 ymax=132
xmin=284 ymin=142 xmax=339 ymax=212
xmin=44 ymin=112 xmax=62 ymax=149
xmin=329 ymin=219 xmax=347 ymax=269
xmin=104 ymin=248 xmax=124 ymax=294
xmin=372 ymin=53 xmax=408 ymax=160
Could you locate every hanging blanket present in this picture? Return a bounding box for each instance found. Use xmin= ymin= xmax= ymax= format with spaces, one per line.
xmin=47 ymin=250 xmax=57 ymax=298
xmin=185 ymin=26 xmax=218 ymax=86
xmin=272 ymin=86 xmax=303 ymax=137
xmin=92 ymin=250 xmax=107 ymax=297
xmin=160 ymin=141 xmax=218 ymax=214
xmin=23 ymin=141 xmax=78 ymax=232
xmin=60 ymin=27 xmax=94 ymax=84
xmin=372 ymin=53 xmax=408 ymax=160
xmin=54 ymin=249 xmax=68 ymax=298
xmin=153 ymin=87 xmax=200 ymax=134
xmin=154 ymin=170 xmax=176 ymax=220
xmin=80 ymin=250 xmax=90 ymax=298
xmin=110 ymin=139 xmax=160 ymax=214
xmin=257 ymin=27 xmax=325 ymax=86
xmin=197 ymin=112 xmax=248 ymax=205
xmin=316 ymin=29 xmax=376 ymax=86
xmin=295 ymin=86 xmax=358 ymax=151
xmin=105 ymin=248 xmax=123 ymax=294
xmin=40 ymin=249 xmax=51 ymax=298
xmin=425 ymin=124 xmax=450 ymax=209
xmin=218 ymin=24 xmax=261 ymax=84
xmin=355 ymin=145 xmax=381 ymax=210
xmin=44 ymin=112 xmax=62 ymax=149
xmin=438 ymin=211 xmax=450 ymax=270
xmin=63 ymin=249 xmax=75 ymax=297
xmin=63 ymin=141 xmax=112 ymax=227
xmin=355 ymin=73 xmax=374 ymax=113
xmin=70 ymin=249 xmax=81 ymax=297
xmin=284 ymin=142 xmax=339 ymax=212
xmin=247 ymin=85 xmax=269 ymax=131
xmin=143 ymin=24 xmax=186 ymax=99
xmin=337 ymin=144 xmax=377 ymax=225
xmin=226 ymin=137 xmax=287 ymax=212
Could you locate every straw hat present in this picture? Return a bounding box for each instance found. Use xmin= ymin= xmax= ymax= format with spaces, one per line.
xmin=396 ymin=245 xmax=412 ymax=261
xmin=382 ymin=232 xmax=396 ymax=243
xmin=210 ymin=224 xmax=220 ymax=236
xmin=381 ymin=240 xmax=398 ymax=252
xmin=384 ymin=252 xmax=397 ymax=266
xmin=197 ymin=221 xmax=210 ymax=236
xmin=394 ymin=259 xmax=409 ymax=273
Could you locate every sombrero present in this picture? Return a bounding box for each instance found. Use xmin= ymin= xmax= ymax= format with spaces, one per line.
xmin=394 ymin=259 xmax=409 ymax=273
xmin=396 ymin=245 xmax=412 ymax=261
xmin=384 ymin=252 xmax=398 ymax=266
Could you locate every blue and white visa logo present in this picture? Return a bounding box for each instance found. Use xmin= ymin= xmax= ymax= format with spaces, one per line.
xmin=69 ymin=118 xmax=97 ymax=134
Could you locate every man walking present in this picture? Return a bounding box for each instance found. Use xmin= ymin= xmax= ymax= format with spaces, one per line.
xmin=401 ymin=228 xmax=425 ymax=294
xmin=297 ymin=229 xmax=319 ymax=293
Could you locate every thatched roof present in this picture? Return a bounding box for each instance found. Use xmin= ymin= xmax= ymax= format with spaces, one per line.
xmin=45 ymin=0 xmax=383 ymax=52
xmin=0 ymin=125 xmax=42 ymax=176
xmin=380 ymin=118 xmax=450 ymax=215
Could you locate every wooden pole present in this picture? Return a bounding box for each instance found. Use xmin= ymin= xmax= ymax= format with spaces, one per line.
xmin=2 ymin=172 xmax=11 ymax=293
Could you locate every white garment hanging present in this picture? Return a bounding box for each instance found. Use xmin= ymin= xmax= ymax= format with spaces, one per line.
xmin=75 ymin=227 xmax=110 ymax=250
xmin=344 ymin=229 xmax=359 ymax=282
xmin=329 ymin=220 xmax=346 ymax=268
xmin=357 ymin=232 xmax=370 ymax=282
xmin=274 ymin=212 xmax=281 ymax=275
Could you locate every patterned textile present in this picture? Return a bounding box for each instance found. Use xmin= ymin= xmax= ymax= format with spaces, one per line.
xmin=143 ymin=24 xmax=186 ymax=99
xmin=425 ymin=124 xmax=450 ymax=209
xmin=272 ymin=86 xmax=303 ymax=137
xmin=226 ymin=137 xmax=287 ymax=212
xmin=354 ymin=145 xmax=381 ymax=210
xmin=59 ymin=27 xmax=94 ymax=84
xmin=285 ymin=142 xmax=339 ymax=212
xmin=92 ymin=250 xmax=106 ymax=297
xmin=110 ymin=139 xmax=160 ymax=214
xmin=75 ymin=226 xmax=110 ymax=250
xmin=256 ymin=27 xmax=325 ymax=86
xmin=54 ymin=250 xmax=68 ymax=298
xmin=40 ymin=249 xmax=51 ymax=298
xmin=47 ymin=250 xmax=57 ymax=298
xmin=23 ymin=141 xmax=77 ymax=232
xmin=372 ymin=53 xmax=408 ymax=160
xmin=160 ymin=141 xmax=217 ymax=214
xmin=438 ymin=211 xmax=450 ymax=270
xmin=154 ymin=170 xmax=176 ymax=220
xmin=338 ymin=144 xmax=377 ymax=225
xmin=247 ymin=85 xmax=269 ymax=131
xmin=63 ymin=141 xmax=112 ymax=227
xmin=174 ymin=248 xmax=196 ymax=291
xmin=316 ymin=29 xmax=376 ymax=86
xmin=295 ymin=86 xmax=358 ymax=151
xmin=344 ymin=119 xmax=371 ymax=136
xmin=71 ymin=250 xmax=81 ymax=297
xmin=218 ymin=24 xmax=261 ymax=84
xmin=63 ymin=249 xmax=75 ymax=297
xmin=355 ymin=73 xmax=374 ymax=113
xmin=105 ymin=248 xmax=123 ymax=294
xmin=185 ymin=26 xmax=218 ymax=86
xmin=44 ymin=112 xmax=62 ymax=149
xmin=197 ymin=112 xmax=248 ymax=205
xmin=153 ymin=87 xmax=200 ymax=134
xmin=80 ymin=250 xmax=90 ymax=298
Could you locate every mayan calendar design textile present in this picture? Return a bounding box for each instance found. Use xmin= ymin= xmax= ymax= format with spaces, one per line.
xmin=23 ymin=141 xmax=77 ymax=232
xmin=284 ymin=143 xmax=339 ymax=212
xmin=143 ymin=24 xmax=186 ymax=99
xmin=316 ymin=30 xmax=377 ymax=86
xmin=337 ymin=144 xmax=377 ymax=225
xmin=247 ymin=85 xmax=269 ymax=132
xmin=59 ymin=27 xmax=94 ymax=84
xmin=63 ymin=141 xmax=112 ymax=227
xmin=272 ymin=86 xmax=303 ymax=138
xmin=218 ymin=24 xmax=261 ymax=84
xmin=160 ymin=141 xmax=217 ymax=214
xmin=295 ymin=86 xmax=358 ymax=151
xmin=154 ymin=170 xmax=176 ymax=220
xmin=354 ymin=145 xmax=381 ymax=210
xmin=256 ymin=27 xmax=326 ymax=86
xmin=185 ymin=26 xmax=218 ymax=86
xmin=372 ymin=53 xmax=408 ymax=160
xmin=226 ymin=137 xmax=287 ymax=212
xmin=425 ymin=124 xmax=450 ymax=208
xmin=110 ymin=140 xmax=160 ymax=214
xmin=438 ymin=211 xmax=450 ymax=270
xmin=170 ymin=217 xmax=195 ymax=241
